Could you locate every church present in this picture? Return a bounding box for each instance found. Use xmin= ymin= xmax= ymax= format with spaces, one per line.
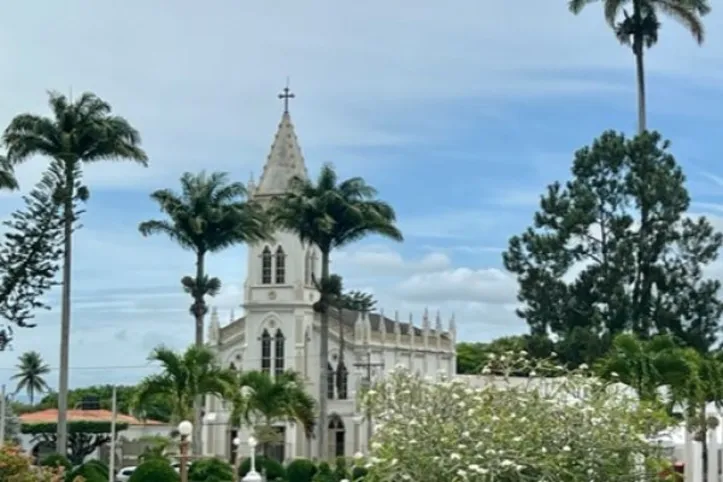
xmin=202 ymin=89 xmax=457 ymax=462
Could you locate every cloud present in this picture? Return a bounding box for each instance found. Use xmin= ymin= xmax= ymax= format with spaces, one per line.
xmin=334 ymin=246 xmax=451 ymax=275
xmin=395 ymin=268 xmax=518 ymax=305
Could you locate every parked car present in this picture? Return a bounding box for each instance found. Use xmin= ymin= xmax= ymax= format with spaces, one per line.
xmin=116 ymin=466 xmax=136 ymax=482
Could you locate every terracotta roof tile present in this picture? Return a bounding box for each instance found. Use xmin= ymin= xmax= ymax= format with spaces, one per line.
xmin=19 ymin=409 xmax=163 ymax=425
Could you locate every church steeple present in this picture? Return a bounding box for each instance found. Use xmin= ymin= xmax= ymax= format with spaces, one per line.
xmin=255 ymin=84 xmax=308 ymax=196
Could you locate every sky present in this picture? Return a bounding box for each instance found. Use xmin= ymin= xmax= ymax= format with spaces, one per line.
xmin=2 ymin=0 xmax=723 ymax=392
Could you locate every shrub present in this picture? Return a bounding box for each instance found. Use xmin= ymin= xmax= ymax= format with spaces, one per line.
xmin=67 ymin=463 xmax=106 ymax=482
xmin=0 ymin=444 xmax=78 ymax=482
xmin=350 ymin=465 xmax=368 ymax=481
xmin=311 ymin=462 xmax=334 ymax=482
xmin=239 ymin=455 xmax=286 ymax=481
xmin=83 ymin=460 xmax=109 ymax=477
xmin=286 ymin=458 xmax=317 ymax=482
xmin=332 ymin=457 xmax=349 ymax=481
xmin=363 ymin=358 xmax=676 ymax=481
xmin=189 ymin=457 xmax=234 ymax=482
xmin=39 ymin=453 xmax=72 ymax=471
xmin=128 ymin=458 xmax=179 ymax=482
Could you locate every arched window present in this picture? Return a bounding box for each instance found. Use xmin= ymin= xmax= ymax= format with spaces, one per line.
xmin=275 ymin=246 xmax=286 ymax=284
xmin=328 ymin=416 xmax=345 ymax=458
xmin=229 ymin=362 xmax=237 ymax=371
xmin=336 ymin=361 xmax=348 ymax=400
xmin=309 ymin=251 xmax=317 ymax=284
xmin=261 ymin=329 xmax=271 ymax=373
xmin=261 ymin=246 xmax=272 ymax=284
xmin=274 ymin=329 xmax=285 ymax=376
xmin=327 ymin=362 xmax=335 ymax=400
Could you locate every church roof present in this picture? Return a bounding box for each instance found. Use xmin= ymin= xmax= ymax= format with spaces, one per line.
xmin=255 ymin=110 xmax=308 ymax=196
xmin=220 ymin=308 xmax=449 ymax=340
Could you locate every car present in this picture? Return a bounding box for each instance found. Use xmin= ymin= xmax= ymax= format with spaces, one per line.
xmin=115 ymin=466 xmax=136 ymax=482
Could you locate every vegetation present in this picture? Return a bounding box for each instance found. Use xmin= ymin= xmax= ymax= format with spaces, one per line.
xmin=134 ymin=345 xmax=235 ymax=425
xmin=0 ymin=163 xmax=66 ymax=350
xmin=238 ymin=456 xmax=286 ymax=481
xmin=286 ymin=458 xmax=318 ymax=482
xmin=270 ymin=162 xmax=403 ymax=457
xmin=188 ymin=457 xmax=235 ymax=482
xmin=12 ymin=351 xmax=50 ymax=404
xmin=128 ymin=458 xmax=180 ymax=482
xmin=3 ymin=90 xmax=148 ymax=453
xmin=231 ymin=370 xmax=315 ymax=457
xmin=503 ymin=131 xmax=723 ymax=366
xmin=568 ymin=0 xmax=711 ymax=133
xmin=0 ymin=444 xmax=79 ymax=482
xmin=139 ymin=170 xmax=270 ymax=451
xmin=38 ymin=453 xmax=72 ymax=471
xmin=22 ymin=420 xmax=129 ymax=465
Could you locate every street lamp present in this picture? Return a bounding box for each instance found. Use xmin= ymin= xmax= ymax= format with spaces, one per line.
xmin=233 ymin=437 xmax=242 ymax=479
xmin=178 ymin=420 xmax=193 ymax=482
xmin=242 ymin=435 xmax=260 ymax=482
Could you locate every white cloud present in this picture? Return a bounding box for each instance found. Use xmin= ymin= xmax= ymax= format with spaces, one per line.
xmin=333 ymin=246 xmax=451 ymax=275
xmin=395 ymin=268 xmax=518 ymax=305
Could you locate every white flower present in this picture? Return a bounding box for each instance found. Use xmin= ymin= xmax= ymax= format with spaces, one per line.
xmin=450 ymin=453 xmax=462 ymax=460
xmin=353 ymin=452 xmax=364 ymax=459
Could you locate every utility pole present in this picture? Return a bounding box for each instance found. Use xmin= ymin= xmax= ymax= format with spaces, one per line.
xmin=108 ymin=386 xmax=117 ymax=482
xmin=0 ymin=384 xmax=5 ymax=448
xmin=354 ymin=351 xmax=383 ymax=451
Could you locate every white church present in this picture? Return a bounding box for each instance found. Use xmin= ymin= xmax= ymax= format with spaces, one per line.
xmin=202 ymin=91 xmax=457 ymax=462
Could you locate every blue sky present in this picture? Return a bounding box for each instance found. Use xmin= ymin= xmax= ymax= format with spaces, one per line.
xmin=1 ymin=0 xmax=723 ymax=392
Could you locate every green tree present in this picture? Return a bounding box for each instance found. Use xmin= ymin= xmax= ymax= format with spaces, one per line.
xmin=134 ymin=344 xmax=235 ymax=454
xmin=568 ymin=0 xmax=710 ymax=133
xmin=503 ymin=131 xmax=723 ymax=365
xmin=0 ymin=161 xmax=67 ymax=350
xmin=138 ymin=171 xmax=270 ymax=452
xmin=0 ymin=155 xmax=18 ymax=191
xmin=270 ymin=163 xmax=403 ymax=457
xmin=3 ymin=91 xmax=148 ymax=453
xmin=11 ymin=351 xmax=50 ymax=404
xmin=230 ymin=370 xmax=315 ymax=458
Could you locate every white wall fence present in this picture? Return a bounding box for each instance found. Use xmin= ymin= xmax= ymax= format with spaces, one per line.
xmin=678 ymin=429 xmax=719 ymax=482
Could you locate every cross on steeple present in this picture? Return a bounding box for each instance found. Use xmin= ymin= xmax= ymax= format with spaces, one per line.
xmin=278 ymin=81 xmax=295 ymax=113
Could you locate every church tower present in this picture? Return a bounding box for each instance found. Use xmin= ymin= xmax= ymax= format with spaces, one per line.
xmin=242 ymin=86 xmax=319 ymax=378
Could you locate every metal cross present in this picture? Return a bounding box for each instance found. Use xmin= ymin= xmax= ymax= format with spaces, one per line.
xmin=278 ymin=84 xmax=295 ymax=113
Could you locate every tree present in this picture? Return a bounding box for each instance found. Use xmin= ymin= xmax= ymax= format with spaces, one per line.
xmin=21 ymin=420 xmax=129 ymax=466
xmin=362 ymin=361 xmax=673 ymax=481
xmin=0 ymin=155 xmax=18 ymax=191
xmin=3 ymin=394 xmax=21 ymax=445
xmin=0 ymin=161 xmax=67 ymax=351
xmin=11 ymin=351 xmax=51 ymax=404
xmin=270 ymin=163 xmax=403 ymax=457
xmin=138 ymin=171 xmax=270 ymax=452
xmin=230 ymin=370 xmax=315 ymax=458
xmin=134 ymin=345 xmax=235 ymax=444
xmin=568 ymin=0 xmax=710 ymax=133
xmin=503 ymin=131 xmax=723 ymax=365
xmin=3 ymin=91 xmax=148 ymax=454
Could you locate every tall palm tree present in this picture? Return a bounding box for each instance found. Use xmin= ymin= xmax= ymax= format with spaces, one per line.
xmin=2 ymin=91 xmax=148 ymax=453
xmin=139 ymin=171 xmax=271 ymax=449
xmin=270 ymin=163 xmax=403 ymax=458
xmin=229 ymin=370 xmax=315 ymax=459
xmin=0 ymin=155 xmax=19 ymax=192
xmin=11 ymin=351 xmax=50 ymax=404
xmin=568 ymin=0 xmax=710 ymax=133
xmin=134 ymin=344 xmax=236 ymax=455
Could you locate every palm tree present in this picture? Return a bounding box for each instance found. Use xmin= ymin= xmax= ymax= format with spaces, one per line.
xmin=568 ymin=0 xmax=710 ymax=133
xmin=139 ymin=171 xmax=271 ymax=449
xmin=11 ymin=351 xmax=50 ymax=404
xmin=0 ymin=155 xmax=18 ymax=192
xmin=3 ymin=91 xmax=147 ymax=453
xmin=336 ymin=289 xmax=376 ymax=397
xmin=229 ymin=370 xmax=315 ymax=460
xmin=134 ymin=344 xmax=236 ymax=455
xmin=270 ymin=163 xmax=403 ymax=458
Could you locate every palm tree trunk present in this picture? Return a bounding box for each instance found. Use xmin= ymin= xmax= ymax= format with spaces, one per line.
xmin=192 ymin=252 xmax=205 ymax=456
xmin=633 ymin=32 xmax=647 ymax=134
xmin=29 ymin=387 xmax=34 ymax=405
xmin=56 ymin=165 xmax=74 ymax=456
xmin=318 ymin=250 xmax=330 ymax=460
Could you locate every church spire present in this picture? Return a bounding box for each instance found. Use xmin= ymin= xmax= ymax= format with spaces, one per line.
xmin=256 ymin=83 xmax=308 ymax=196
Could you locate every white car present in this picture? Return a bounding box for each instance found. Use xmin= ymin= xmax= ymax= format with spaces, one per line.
xmin=116 ymin=466 xmax=136 ymax=482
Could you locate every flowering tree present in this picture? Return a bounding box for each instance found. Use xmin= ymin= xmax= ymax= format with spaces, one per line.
xmin=0 ymin=444 xmax=80 ymax=482
xmin=362 ymin=353 xmax=676 ymax=481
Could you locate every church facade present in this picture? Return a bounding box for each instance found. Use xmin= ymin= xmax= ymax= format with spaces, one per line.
xmin=202 ymin=98 xmax=457 ymax=462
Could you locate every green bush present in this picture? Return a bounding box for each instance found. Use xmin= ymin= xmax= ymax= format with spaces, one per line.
xmin=84 ymin=459 xmax=109 ymax=476
xmin=311 ymin=462 xmax=334 ymax=482
xmin=239 ymin=455 xmax=286 ymax=481
xmin=351 ymin=465 xmax=368 ymax=481
xmin=189 ymin=457 xmax=235 ymax=482
xmin=39 ymin=453 xmax=72 ymax=471
xmin=67 ymin=463 xmax=106 ymax=482
xmin=128 ymin=458 xmax=180 ymax=482
xmin=332 ymin=457 xmax=349 ymax=481
xmin=286 ymin=458 xmax=317 ymax=482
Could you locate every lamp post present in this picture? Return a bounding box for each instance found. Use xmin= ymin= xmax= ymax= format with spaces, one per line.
xmin=233 ymin=437 xmax=242 ymax=480
xmin=242 ymin=435 xmax=261 ymax=482
xmin=178 ymin=420 xmax=193 ymax=482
